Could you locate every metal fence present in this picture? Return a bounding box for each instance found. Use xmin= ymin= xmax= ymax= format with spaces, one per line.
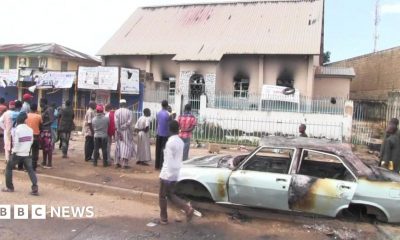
xmin=213 ymin=93 xmax=347 ymax=115
xmin=144 ymin=90 xmax=175 ymax=104
xmin=136 ymin=111 xmax=343 ymax=146
xmin=351 ymin=101 xmax=387 ymax=145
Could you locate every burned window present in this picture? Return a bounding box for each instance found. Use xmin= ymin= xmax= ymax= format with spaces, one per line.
xmin=298 ymin=150 xmax=355 ymax=182
xmin=277 ymin=68 xmax=294 ymax=88
xmin=233 ymin=73 xmax=249 ymax=98
xmin=168 ymin=77 xmax=176 ymax=96
xmin=243 ymin=147 xmax=294 ymax=174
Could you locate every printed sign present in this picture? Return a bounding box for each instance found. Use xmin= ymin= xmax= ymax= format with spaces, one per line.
xmin=120 ymin=68 xmax=140 ymax=94
xmin=78 ymin=66 xmax=118 ymax=90
xmin=19 ymin=68 xmax=45 ymax=82
xmin=36 ymin=71 xmax=76 ymax=89
xmin=0 ymin=69 xmax=18 ymax=87
xmin=261 ymin=85 xmax=300 ymax=103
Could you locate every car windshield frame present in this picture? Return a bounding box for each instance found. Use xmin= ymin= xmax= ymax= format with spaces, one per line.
xmin=237 ymin=146 xmax=297 ymax=175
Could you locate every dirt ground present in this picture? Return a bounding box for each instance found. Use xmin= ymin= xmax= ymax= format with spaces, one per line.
xmin=21 ymin=132 xmax=250 ymax=194
xmin=1 ymin=132 xmax=381 ymax=195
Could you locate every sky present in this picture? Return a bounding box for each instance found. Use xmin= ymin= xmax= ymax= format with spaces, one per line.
xmin=0 ymin=0 xmax=399 ymax=62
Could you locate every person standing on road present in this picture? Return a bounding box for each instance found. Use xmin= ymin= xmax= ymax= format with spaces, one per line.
xmin=114 ymin=99 xmax=135 ymax=169
xmin=135 ymin=108 xmax=151 ymax=166
xmin=21 ymin=93 xmax=33 ymax=113
xmin=155 ymin=100 xmax=170 ymax=170
xmin=0 ymin=98 xmax=7 ymax=156
xmin=58 ymin=100 xmax=75 ymax=158
xmin=84 ymin=101 xmax=96 ymax=162
xmin=0 ymin=98 xmax=7 ymax=116
xmin=39 ymin=98 xmax=54 ymax=169
xmin=380 ymin=119 xmax=400 ymax=170
xmin=299 ymin=124 xmax=308 ymax=137
xmin=105 ymin=104 xmax=116 ymax=165
xmin=178 ymin=104 xmax=197 ymax=161
xmin=51 ymin=103 xmax=59 ymax=150
xmin=92 ymin=105 xmax=109 ymax=167
xmin=2 ymin=112 xmax=39 ymax=196
xmin=0 ymin=101 xmax=16 ymax=163
xmin=26 ymin=103 xmax=42 ymax=171
xmin=159 ymin=120 xmax=194 ymax=225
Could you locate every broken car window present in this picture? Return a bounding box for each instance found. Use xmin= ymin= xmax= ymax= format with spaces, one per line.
xmin=243 ymin=147 xmax=294 ymax=174
xmin=298 ymin=150 xmax=355 ymax=182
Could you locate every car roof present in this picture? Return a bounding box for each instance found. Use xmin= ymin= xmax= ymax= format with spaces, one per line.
xmin=260 ymin=136 xmax=373 ymax=177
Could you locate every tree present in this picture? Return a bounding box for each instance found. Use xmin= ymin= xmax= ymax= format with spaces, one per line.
xmin=323 ymin=51 xmax=331 ymax=64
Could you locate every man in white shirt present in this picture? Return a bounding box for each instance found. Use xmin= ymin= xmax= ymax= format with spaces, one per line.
xmin=159 ymin=120 xmax=194 ymax=225
xmin=2 ymin=112 xmax=39 ymax=196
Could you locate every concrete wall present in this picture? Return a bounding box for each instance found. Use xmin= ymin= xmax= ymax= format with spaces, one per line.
xmin=328 ymin=46 xmax=400 ymax=101
xmin=104 ymin=55 xmax=147 ymax=70
xmin=313 ymin=77 xmax=350 ymax=98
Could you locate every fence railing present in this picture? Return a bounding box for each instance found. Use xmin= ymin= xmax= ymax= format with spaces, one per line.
xmin=131 ymin=110 xmax=343 ymax=146
xmin=144 ymin=90 xmax=175 ymax=104
xmin=213 ymin=93 xmax=347 ymax=115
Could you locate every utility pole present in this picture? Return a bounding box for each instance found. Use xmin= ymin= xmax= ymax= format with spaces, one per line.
xmin=373 ymin=0 xmax=380 ymax=52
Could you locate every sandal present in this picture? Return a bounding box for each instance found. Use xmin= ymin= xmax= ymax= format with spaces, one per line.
xmin=1 ymin=188 xmax=14 ymax=193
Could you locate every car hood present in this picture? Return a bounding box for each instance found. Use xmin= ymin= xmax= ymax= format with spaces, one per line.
xmin=183 ymin=155 xmax=234 ymax=168
xmin=369 ymin=166 xmax=400 ymax=182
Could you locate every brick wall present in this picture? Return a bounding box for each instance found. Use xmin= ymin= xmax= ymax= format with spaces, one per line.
xmin=328 ymin=46 xmax=400 ymax=101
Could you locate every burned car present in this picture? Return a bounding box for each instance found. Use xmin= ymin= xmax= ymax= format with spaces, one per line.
xmin=176 ymin=137 xmax=400 ymax=223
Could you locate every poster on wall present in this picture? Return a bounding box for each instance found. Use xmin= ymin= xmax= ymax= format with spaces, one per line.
xmin=36 ymin=71 xmax=76 ymax=89
xmin=95 ymin=90 xmax=110 ymax=105
xmin=0 ymin=69 xmax=18 ymax=87
xmin=120 ymin=68 xmax=139 ymax=94
xmin=19 ymin=68 xmax=45 ymax=82
xmin=78 ymin=66 xmax=118 ymax=90
xmin=261 ymin=85 xmax=300 ymax=103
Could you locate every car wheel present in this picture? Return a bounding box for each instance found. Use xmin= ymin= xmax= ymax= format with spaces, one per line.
xmin=175 ymin=180 xmax=214 ymax=202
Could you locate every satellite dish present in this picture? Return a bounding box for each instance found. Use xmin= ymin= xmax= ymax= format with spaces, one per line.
xmin=28 ymin=85 xmax=37 ymax=93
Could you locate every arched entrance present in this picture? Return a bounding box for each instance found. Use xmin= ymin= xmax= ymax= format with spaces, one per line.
xmin=189 ymin=74 xmax=205 ymax=113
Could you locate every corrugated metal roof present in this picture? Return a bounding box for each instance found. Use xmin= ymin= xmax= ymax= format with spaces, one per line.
xmin=0 ymin=43 xmax=101 ymax=63
xmin=315 ymin=66 xmax=356 ymax=77
xmin=98 ymin=0 xmax=324 ymax=61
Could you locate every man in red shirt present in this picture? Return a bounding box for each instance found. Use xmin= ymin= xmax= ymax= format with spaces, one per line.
xmin=177 ymin=104 xmax=197 ymax=161
xmin=105 ymin=104 xmax=115 ymax=165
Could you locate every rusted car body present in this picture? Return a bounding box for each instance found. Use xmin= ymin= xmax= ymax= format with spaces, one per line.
xmin=177 ymin=137 xmax=400 ymax=222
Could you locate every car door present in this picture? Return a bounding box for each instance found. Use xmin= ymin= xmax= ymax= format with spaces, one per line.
xmin=228 ymin=147 xmax=295 ymax=211
xmin=288 ymin=149 xmax=357 ymax=217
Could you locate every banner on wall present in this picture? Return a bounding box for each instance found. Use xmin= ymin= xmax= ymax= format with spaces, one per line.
xmin=120 ymin=68 xmax=139 ymax=94
xmin=77 ymin=66 xmax=118 ymax=90
xmin=0 ymin=69 xmax=18 ymax=87
xmin=261 ymin=85 xmax=300 ymax=103
xmin=36 ymin=71 xmax=76 ymax=89
xmin=19 ymin=68 xmax=45 ymax=82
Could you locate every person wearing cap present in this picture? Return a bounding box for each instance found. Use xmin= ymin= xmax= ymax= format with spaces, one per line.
xmin=2 ymin=112 xmax=39 ymax=196
xmin=58 ymin=100 xmax=75 ymax=158
xmin=114 ymin=99 xmax=135 ymax=169
xmin=0 ymin=101 xmax=17 ymax=163
xmin=84 ymin=101 xmax=97 ymax=162
xmin=21 ymin=93 xmax=33 ymax=113
xmin=39 ymin=98 xmax=54 ymax=169
xmin=92 ymin=104 xmax=109 ymax=167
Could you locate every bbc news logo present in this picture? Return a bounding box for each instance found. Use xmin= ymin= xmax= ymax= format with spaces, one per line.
xmin=0 ymin=205 xmax=94 ymax=219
